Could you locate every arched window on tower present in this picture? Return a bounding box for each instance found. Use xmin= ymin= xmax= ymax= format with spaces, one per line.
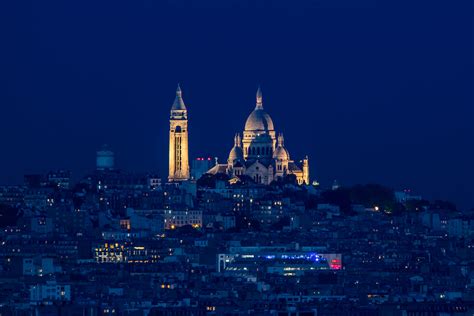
xmin=175 ymin=126 xmax=182 ymax=133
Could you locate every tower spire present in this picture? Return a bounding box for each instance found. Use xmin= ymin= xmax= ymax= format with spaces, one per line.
xmin=171 ymin=83 xmax=186 ymax=111
xmin=256 ymin=86 xmax=263 ymax=109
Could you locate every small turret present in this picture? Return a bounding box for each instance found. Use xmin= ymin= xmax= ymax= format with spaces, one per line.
xmin=277 ymin=133 xmax=284 ymax=147
xmin=302 ymin=156 xmax=310 ymax=185
xmin=234 ymin=133 xmax=242 ymax=147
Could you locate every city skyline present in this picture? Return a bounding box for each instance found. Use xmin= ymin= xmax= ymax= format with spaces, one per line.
xmin=0 ymin=81 xmax=471 ymax=209
xmin=3 ymin=80 xmax=470 ymax=208
xmin=0 ymin=1 xmax=472 ymax=210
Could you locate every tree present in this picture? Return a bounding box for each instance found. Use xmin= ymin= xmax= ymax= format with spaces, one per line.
xmin=405 ymin=199 xmax=430 ymax=212
xmin=283 ymin=174 xmax=298 ymax=185
xmin=350 ymin=184 xmax=395 ymax=209
xmin=0 ymin=204 xmax=20 ymax=227
xmin=321 ymin=188 xmax=352 ymax=214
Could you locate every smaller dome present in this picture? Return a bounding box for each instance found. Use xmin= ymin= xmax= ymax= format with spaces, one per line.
xmin=228 ymin=133 xmax=244 ymax=163
xmin=228 ymin=146 xmax=244 ymax=163
xmin=273 ymin=133 xmax=290 ymax=160
xmin=273 ymin=146 xmax=290 ymax=160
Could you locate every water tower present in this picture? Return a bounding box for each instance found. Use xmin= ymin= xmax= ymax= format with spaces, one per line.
xmin=96 ymin=145 xmax=115 ymax=171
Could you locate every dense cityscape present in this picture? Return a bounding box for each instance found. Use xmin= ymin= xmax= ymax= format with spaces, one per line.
xmin=0 ymin=86 xmax=473 ymax=315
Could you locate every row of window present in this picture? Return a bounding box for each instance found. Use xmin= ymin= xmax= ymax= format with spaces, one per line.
xmin=246 ymin=146 xmax=272 ymax=156
xmin=168 ymin=220 xmax=201 ymax=225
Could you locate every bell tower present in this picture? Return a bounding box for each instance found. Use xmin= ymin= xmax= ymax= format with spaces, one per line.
xmin=168 ymin=84 xmax=190 ymax=182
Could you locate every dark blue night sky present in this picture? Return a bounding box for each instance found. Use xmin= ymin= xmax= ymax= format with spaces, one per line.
xmin=0 ymin=1 xmax=472 ymax=208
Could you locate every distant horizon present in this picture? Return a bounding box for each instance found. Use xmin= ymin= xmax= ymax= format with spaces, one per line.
xmin=1 ymin=135 xmax=470 ymax=211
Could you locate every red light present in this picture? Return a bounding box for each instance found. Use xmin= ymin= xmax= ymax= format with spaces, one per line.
xmin=330 ymin=259 xmax=342 ymax=270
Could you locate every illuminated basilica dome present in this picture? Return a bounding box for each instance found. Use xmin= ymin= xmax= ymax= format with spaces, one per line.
xmin=244 ymin=87 xmax=275 ymax=132
xmin=228 ymin=134 xmax=244 ymax=163
xmin=244 ymin=108 xmax=275 ymax=132
xmin=273 ymin=134 xmax=290 ymax=161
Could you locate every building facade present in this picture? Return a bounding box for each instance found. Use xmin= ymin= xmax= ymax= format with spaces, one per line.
xmin=163 ymin=209 xmax=203 ymax=230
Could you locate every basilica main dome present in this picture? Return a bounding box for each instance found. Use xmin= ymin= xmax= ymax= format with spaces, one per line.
xmin=244 ymin=108 xmax=274 ymax=132
xmin=244 ymin=87 xmax=275 ymax=132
